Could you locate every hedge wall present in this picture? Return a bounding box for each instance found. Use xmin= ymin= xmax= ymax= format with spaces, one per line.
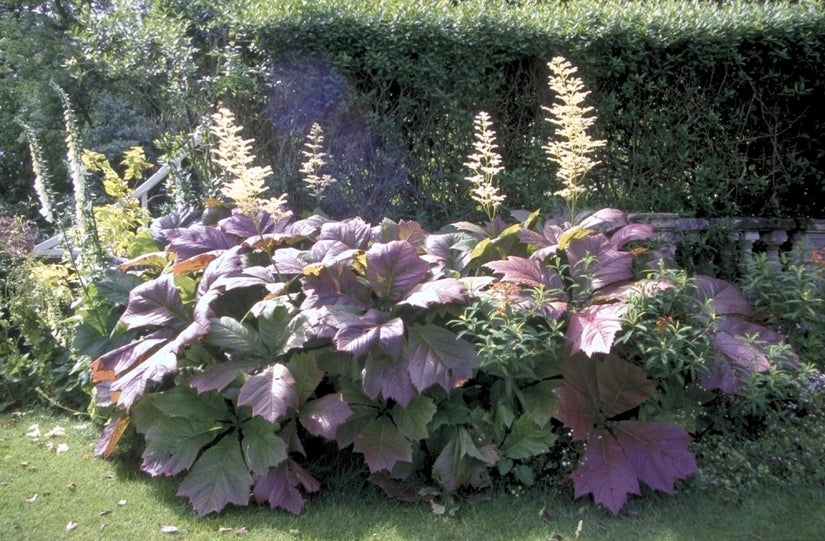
xmin=215 ymin=0 xmax=824 ymax=225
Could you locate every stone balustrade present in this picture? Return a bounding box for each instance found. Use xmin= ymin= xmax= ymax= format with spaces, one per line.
xmin=628 ymin=213 xmax=825 ymax=264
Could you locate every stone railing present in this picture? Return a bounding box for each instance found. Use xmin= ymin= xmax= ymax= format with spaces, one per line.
xmin=629 ymin=213 xmax=825 ymax=264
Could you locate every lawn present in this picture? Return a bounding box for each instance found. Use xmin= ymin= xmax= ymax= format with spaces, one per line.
xmin=2 ymin=410 xmax=824 ymax=541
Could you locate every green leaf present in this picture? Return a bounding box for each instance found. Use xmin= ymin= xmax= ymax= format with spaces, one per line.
xmin=253 ymin=301 xmax=294 ymax=355
xmin=147 ymin=387 xmax=230 ymax=422
xmin=353 ymin=416 xmax=413 ymax=473
xmin=501 ymin=415 xmax=557 ymax=460
xmin=287 ymin=352 xmax=324 ymax=404
xmin=177 ymin=436 xmax=254 ymax=516
xmin=433 ymin=427 xmax=498 ymax=492
xmin=513 ymin=464 xmax=535 ymax=486
xmin=390 ymin=395 xmax=437 ymax=441
xmin=241 ymin=416 xmax=288 ymax=475
xmin=207 ymin=317 xmax=260 ymax=355
xmin=520 ymin=381 xmax=562 ymax=428
xmin=127 ymin=229 xmax=160 ymax=258
xmin=140 ymin=416 xmax=225 ymax=477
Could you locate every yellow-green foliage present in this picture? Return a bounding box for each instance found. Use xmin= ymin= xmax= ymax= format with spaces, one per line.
xmin=83 ymin=147 xmax=152 ymax=257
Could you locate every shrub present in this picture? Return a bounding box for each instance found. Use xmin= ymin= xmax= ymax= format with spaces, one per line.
xmin=739 ymin=250 xmax=825 ymax=371
xmin=78 ymin=58 xmax=811 ymax=518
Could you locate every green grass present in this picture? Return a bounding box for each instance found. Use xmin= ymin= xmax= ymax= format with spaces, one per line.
xmin=2 ymin=410 xmax=825 ymax=541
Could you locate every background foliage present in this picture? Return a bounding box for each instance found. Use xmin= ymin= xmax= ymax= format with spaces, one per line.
xmin=3 ymin=0 xmax=824 ymax=226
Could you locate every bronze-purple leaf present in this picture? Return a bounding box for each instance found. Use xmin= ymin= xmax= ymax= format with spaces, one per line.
xmin=566 ymin=303 xmax=627 ymax=358
xmin=572 ymin=428 xmax=639 ymax=515
xmin=365 ymin=241 xmax=430 ymax=302
xmin=299 ymin=393 xmax=353 ymax=440
xmin=238 ymin=364 xmax=299 ymax=423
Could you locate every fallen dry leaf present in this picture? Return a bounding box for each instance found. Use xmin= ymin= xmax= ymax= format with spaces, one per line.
xmin=66 ymin=521 xmax=78 ymax=531
xmin=217 ymin=527 xmax=233 ymax=533
xmin=45 ymin=426 xmax=66 ymax=438
xmin=67 ymin=482 xmax=77 ymax=491
xmin=159 ymin=525 xmax=180 ymax=534
xmin=24 ymin=493 xmax=37 ymax=503
xmin=55 ymin=443 xmax=70 ymax=455
xmin=25 ymin=424 xmax=40 ymax=438
xmin=117 ymin=499 xmax=127 ymax=506
xmin=99 ymin=509 xmax=112 ymax=516
xmin=429 ymin=500 xmax=446 ymax=516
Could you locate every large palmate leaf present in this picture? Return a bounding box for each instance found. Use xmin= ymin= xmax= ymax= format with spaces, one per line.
xmin=693 ymin=275 xmax=752 ymax=316
xmin=188 ymin=358 xmax=264 ymax=394
xmin=238 ymin=364 xmax=299 ymax=423
xmin=425 ymin=231 xmax=474 ymax=273
xmin=300 ymin=263 xmax=371 ymax=310
xmin=577 ymin=208 xmax=628 ymax=233
xmin=252 ymin=459 xmax=320 ymax=515
xmin=700 ymin=317 xmax=789 ymax=392
xmin=273 ymin=247 xmax=313 ymax=275
xmin=484 ymin=256 xmax=564 ymax=289
xmin=241 ymin=416 xmax=289 ymax=476
xmin=432 ymin=427 xmax=498 ymax=492
xmin=390 ymin=395 xmax=437 ymax=441
xmin=565 ymin=234 xmax=634 ymax=291
xmin=571 ymin=428 xmax=639 ymax=515
xmin=362 ymin=353 xmax=417 ymax=407
xmin=138 ymin=414 xmax=226 ymax=477
xmin=197 ymin=245 xmax=247 ymax=297
xmin=177 ymin=435 xmax=254 ymax=516
xmin=519 ymin=380 xmax=562 ymax=428
xmin=133 ymin=388 xmax=229 ymax=477
xmin=406 ymin=323 xmax=479 ymax=393
xmin=572 ymin=421 xmax=697 ymax=515
xmin=318 ymin=217 xmax=373 ymax=249
xmin=94 ymin=414 xmax=131 ymax=459
xmin=119 ymin=274 xmax=189 ymax=330
xmin=555 ymin=354 xmax=655 ymax=440
xmin=91 ymin=331 xmax=173 ymax=384
xmin=379 ymin=218 xmax=428 ymax=247
xmin=309 ymin=239 xmax=360 ymax=266
xmin=333 ymin=309 xmax=405 ymax=359
xmin=299 ymin=393 xmax=353 ymax=440
xmin=111 ymin=341 xmax=179 ymax=410
xmin=365 ymin=241 xmax=430 ymax=301
xmin=206 ymin=316 xmax=260 ymax=355
xmin=353 ymin=415 xmax=413 ymax=473
xmin=567 ymin=303 xmax=627 ymax=357
xmin=286 ymin=352 xmax=325 ymax=404
xmin=218 ymin=211 xmax=279 ymax=238
xmin=610 ymin=222 xmax=656 ymax=249
xmin=165 ymin=224 xmax=238 ymax=262
xmin=614 ymin=421 xmax=696 ymax=494
xmin=148 ymin=385 xmax=230 ymax=420
xmin=500 ymin=414 xmax=557 ymax=460
xmin=399 ymin=278 xmax=468 ymax=308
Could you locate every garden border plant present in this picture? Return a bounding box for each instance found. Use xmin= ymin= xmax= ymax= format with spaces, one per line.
xmin=20 ymin=56 xmax=814 ymax=518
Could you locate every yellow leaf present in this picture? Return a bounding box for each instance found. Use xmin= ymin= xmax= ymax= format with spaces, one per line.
xmin=557 ymin=226 xmax=593 ymax=251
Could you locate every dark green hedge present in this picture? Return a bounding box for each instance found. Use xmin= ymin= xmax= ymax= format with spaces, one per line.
xmin=218 ymin=1 xmax=825 ymax=223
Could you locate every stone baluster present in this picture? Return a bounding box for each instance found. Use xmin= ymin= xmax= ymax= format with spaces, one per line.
xmin=759 ymin=229 xmax=788 ymax=262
